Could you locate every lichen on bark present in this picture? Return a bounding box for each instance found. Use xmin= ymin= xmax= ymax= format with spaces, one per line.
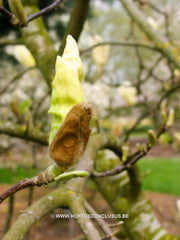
xmin=94 ymin=152 xmax=174 ymax=240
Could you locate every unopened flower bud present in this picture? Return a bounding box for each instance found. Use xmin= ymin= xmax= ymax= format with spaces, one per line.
xmin=167 ymin=109 xmax=174 ymax=127
xmin=161 ymin=110 xmax=167 ymax=125
xmin=122 ymin=145 xmax=129 ymax=162
xmin=148 ymin=129 xmax=157 ymax=147
xmin=160 ymin=100 xmax=167 ymax=113
xmin=136 ymin=143 xmax=142 ymax=151
xmin=48 ymin=35 xmax=86 ymax=145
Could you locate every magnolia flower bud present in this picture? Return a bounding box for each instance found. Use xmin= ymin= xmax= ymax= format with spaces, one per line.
xmin=13 ymin=45 xmax=36 ymax=67
xmin=8 ymin=0 xmax=27 ymax=25
xmin=48 ymin=35 xmax=86 ymax=145
xmin=161 ymin=110 xmax=167 ymax=125
xmin=122 ymin=145 xmax=129 ymax=162
xmin=160 ymin=100 xmax=167 ymax=112
xmin=48 ymin=36 xmax=92 ymax=171
xmin=136 ymin=143 xmax=142 ymax=151
xmin=167 ymin=109 xmax=174 ymax=127
xmin=148 ymin=129 xmax=157 ymax=147
xmin=10 ymin=96 xmax=21 ymax=121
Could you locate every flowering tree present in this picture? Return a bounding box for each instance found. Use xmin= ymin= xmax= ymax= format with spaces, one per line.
xmin=0 ymin=0 xmax=179 ymax=239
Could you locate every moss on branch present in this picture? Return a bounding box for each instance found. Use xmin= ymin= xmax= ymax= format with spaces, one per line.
xmin=94 ymin=157 xmax=173 ymax=240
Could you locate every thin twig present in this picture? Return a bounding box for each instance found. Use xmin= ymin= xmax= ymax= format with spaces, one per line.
xmin=0 ymin=178 xmax=39 ymax=204
xmin=146 ymin=2 xmax=172 ymax=43
xmin=147 ymin=2 xmax=165 ymax=15
xmin=141 ymin=56 xmax=164 ymax=83
xmin=101 ymin=230 xmax=120 ymax=240
xmin=92 ymin=145 xmax=150 ymax=177
xmin=27 ymin=0 xmax=64 ymax=23
xmin=0 ymin=67 xmax=36 ymax=95
xmin=0 ymin=38 xmax=21 ymax=47
xmin=133 ymin=43 xmax=144 ymax=93
xmin=93 ymin=124 xmax=167 ymax=178
xmin=59 ymin=0 xmax=90 ymax=55
xmin=60 ymin=3 xmax=72 ymax=13
xmin=157 ymin=83 xmax=180 ymax=108
xmin=80 ymin=41 xmax=158 ymax=55
xmin=108 ymin=222 xmax=124 ymax=228
xmin=0 ymin=6 xmax=13 ymax=20
xmin=124 ymin=111 xmax=149 ymax=141
xmin=85 ymin=201 xmax=118 ymax=240
xmin=28 ymin=186 xmax=34 ymax=206
xmin=32 ymin=91 xmax=50 ymax=121
xmin=4 ymin=195 xmax=14 ymax=233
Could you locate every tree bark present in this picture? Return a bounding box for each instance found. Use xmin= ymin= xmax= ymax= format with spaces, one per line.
xmin=94 ymin=162 xmax=171 ymax=239
xmin=59 ymin=0 xmax=90 ymax=55
xmin=21 ymin=1 xmax=56 ymax=88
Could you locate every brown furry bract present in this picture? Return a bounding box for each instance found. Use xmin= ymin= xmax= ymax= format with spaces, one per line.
xmin=49 ymin=102 xmax=92 ymax=168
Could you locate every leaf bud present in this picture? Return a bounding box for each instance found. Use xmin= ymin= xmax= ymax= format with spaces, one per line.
xmin=8 ymin=0 xmax=27 ymax=25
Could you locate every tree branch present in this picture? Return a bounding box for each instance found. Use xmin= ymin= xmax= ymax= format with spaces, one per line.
xmin=0 ymin=38 xmax=21 ymax=47
xmin=69 ymin=194 xmax=101 ymax=240
xmin=85 ymin=201 xmax=118 ymax=240
xmin=21 ymin=3 xmax=56 ymax=88
xmin=101 ymin=230 xmax=120 ymax=240
xmin=120 ymin=0 xmax=180 ymax=69
xmin=93 ymin=123 xmax=167 ymax=178
xmin=0 ymin=121 xmax=48 ymax=145
xmin=0 ymin=178 xmax=37 ymax=204
xmin=124 ymin=111 xmax=149 ymax=141
xmin=2 ymin=187 xmax=69 ymax=240
xmin=0 ymin=131 xmax=122 ymax=205
xmin=80 ymin=41 xmax=158 ymax=55
xmin=27 ymin=0 xmax=64 ymax=23
xmin=93 ymin=145 xmax=150 ymax=178
xmin=59 ymin=0 xmax=90 ymax=55
xmin=2 ymin=133 xmax=114 ymax=239
xmin=0 ymin=6 xmax=13 ymax=20
xmin=2 ymin=133 xmax=173 ymax=240
xmin=93 ymin=158 xmax=170 ymax=239
xmin=141 ymin=56 xmax=164 ymax=83
xmin=4 ymin=195 xmax=14 ymax=233
xmin=157 ymin=83 xmax=180 ymax=108
xmin=0 ymin=67 xmax=36 ymax=95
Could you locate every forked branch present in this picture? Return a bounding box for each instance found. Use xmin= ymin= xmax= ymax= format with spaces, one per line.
xmin=93 ymin=110 xmax=173 ymax=178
